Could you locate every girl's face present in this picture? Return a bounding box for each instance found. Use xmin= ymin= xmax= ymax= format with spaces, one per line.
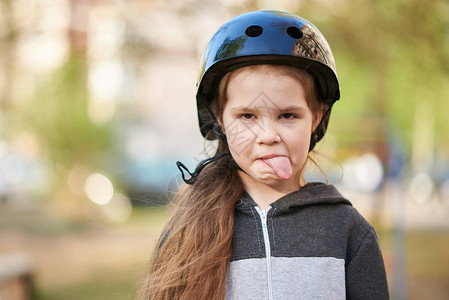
xmin=220 ymin=66 xmax=321 ymax=191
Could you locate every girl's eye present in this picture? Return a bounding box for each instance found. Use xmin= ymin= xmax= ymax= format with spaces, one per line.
xmin=240 ymin=113 xmax=255 ymax=119
xmin=279 ymin=113 xmax=296 ymax=119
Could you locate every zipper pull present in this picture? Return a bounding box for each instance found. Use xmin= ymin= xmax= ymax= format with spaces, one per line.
xmin=260 ymin=210 xmax=267 ymax=227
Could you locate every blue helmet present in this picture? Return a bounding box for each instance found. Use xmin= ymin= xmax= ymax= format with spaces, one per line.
xmin=196 ymin=10 xmax=340 ymax=148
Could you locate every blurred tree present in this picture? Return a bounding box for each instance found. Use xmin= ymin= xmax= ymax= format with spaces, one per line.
xmin=26 ymin=57 xmax=113 ymax=176
xmin=296 ymin=0 xmax=449 ymax=160
xmin=0 ymin=0 xmax=18 ymax=140
xmin=18 ymin=0 xmax=117 ymax=216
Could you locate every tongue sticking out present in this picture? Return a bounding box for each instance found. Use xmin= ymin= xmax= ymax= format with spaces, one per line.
xmin=262 ymin=156 xmax=292 ymax=180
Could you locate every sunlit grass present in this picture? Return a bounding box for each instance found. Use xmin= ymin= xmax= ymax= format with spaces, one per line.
xmin=36 ymin=264 xmax=142 ymax=300
xmin=407 ymin=231 xmax=449 ymax=277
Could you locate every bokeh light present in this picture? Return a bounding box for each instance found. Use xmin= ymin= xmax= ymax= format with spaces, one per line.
xmin=84 ymin=173 xmax=114 ymax=206
xmin=102 ymin=193 xmax=132 ymax=222
xmin=342 ymin=152 xmax=384 ymax=192
xmin=409 ymin=172 xmax=435 ymax=203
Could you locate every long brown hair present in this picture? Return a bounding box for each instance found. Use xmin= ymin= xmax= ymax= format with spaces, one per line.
xmin=139 ymin=64 xmax=324 ymax=299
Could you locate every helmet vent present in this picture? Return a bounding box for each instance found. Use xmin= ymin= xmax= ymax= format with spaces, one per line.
xmin=245 ymin=25 xmax=263 ymax=37
xmin=286 ymin=26 xmax=303 ymax=39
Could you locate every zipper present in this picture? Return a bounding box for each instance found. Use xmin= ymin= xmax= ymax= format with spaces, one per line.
xmin=255 ymin=206 xmax=273 ymax=300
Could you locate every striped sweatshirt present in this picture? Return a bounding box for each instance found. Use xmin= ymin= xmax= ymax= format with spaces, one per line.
xmin=226 ymin=182 xmax=389 ymax=300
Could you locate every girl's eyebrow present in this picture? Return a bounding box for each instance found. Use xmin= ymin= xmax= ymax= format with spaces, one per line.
xmin=279 ymin=105 xmax=307 ymax=112
xmin=229 ymin=106 xmax=255 ymax=112
xmin=229 ymin=105 xmax=307 ymax=112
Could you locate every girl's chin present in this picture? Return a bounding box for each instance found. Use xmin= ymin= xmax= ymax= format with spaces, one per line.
xmin=239 ymin=169 xmax=299 ymax=188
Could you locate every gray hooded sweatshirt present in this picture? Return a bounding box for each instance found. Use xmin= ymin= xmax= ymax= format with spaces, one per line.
xmin=225 ymin=182 xmax=389 ymax=300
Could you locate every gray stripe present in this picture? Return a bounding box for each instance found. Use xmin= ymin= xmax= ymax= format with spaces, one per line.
xmin=226 ymin=256 xmax=345 ymax=300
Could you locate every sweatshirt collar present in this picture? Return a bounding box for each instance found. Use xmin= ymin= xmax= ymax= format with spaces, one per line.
xmin=236 ymin=182 xmax=352 ymax=213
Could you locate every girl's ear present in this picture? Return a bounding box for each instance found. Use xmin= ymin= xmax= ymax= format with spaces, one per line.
xmin=217 ymin=118 xmax=225 ymax=135
xmin=312 ymin=107 xmax=324 ymax=131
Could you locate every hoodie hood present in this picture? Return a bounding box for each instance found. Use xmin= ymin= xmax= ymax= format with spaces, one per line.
xmin=236 ymin=182 xmax=352 ymax=214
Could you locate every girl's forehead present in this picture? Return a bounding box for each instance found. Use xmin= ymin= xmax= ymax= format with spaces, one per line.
xmin=226 ymin=65 xmax=307 ymax=97
xmin=226 ymin=68 xmax=306 ymax=103
xmin=229 ymin=64 xmax=301 ymax=80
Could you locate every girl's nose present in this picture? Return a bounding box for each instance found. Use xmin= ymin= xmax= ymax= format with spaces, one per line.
xmin=255 ymin=121 xmax=281 ymax=145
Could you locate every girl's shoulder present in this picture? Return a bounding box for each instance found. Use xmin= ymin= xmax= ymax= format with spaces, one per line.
xmin=271 ymin=182 xmax=375 ymax=232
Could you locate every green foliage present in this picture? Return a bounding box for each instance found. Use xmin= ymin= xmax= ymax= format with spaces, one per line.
xmin=22 ymin=55 xmax=114 ymax=172
xmin=298 ymin=0 xmax=449 ymax=153
xmin=331 ymin=52 xmax=371 ymax=116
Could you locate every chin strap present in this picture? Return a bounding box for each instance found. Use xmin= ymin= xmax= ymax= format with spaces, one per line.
xmin=176 ymin=152 xmax=232 ymax=185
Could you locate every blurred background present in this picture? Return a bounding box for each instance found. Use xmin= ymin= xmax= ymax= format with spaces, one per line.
xmin=0 ymin=0 xmax=448 ymax=299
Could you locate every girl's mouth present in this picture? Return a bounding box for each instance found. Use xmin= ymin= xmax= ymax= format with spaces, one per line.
xmin=259 ymin=156 xmax=292 ymax=180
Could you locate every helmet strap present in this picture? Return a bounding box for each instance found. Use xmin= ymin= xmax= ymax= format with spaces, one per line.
xmin=198 ymin=93 xmax=228 ymax=141
xmin=176 ymin=152 xmax=231 ymax=185
xmin=176 ymin=152 xmax=245 ymax=185
xmin=309 ymin=105 xmax=332 ymax=152
xmin=309 ymin=133 xmax=319 ymax=152
xmin=213 ymin=121 xmax=226 ymax=140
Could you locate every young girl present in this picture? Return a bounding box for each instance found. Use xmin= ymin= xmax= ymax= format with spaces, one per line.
xmin=141 ymin=10 xmax=389 ymax=300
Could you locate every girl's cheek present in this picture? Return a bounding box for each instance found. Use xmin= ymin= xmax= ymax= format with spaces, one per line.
xmin=225 ymin=123 xmax=255 ymax=152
